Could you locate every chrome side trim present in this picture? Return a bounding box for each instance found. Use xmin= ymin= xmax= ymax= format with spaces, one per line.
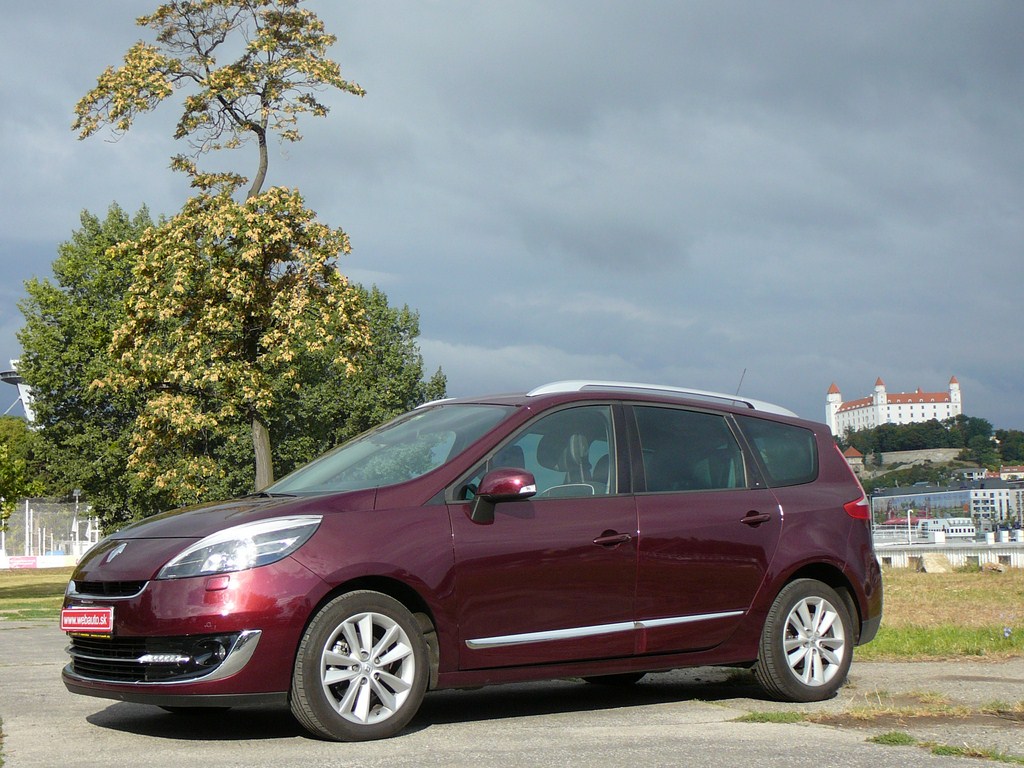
xmin=466 ymin=621 xmax=635 ymax=649
xmin=636 ymin=610 xmax=744 ymax=629
xmin=465 ymin=611 xmax=743 ymax=650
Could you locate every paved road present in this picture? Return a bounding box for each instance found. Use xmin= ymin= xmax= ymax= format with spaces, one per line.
xmin=2 ymin=619 xmax=1022 ymax=767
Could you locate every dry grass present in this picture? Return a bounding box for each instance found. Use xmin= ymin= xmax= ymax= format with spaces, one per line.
xmin=0 ymin=567 xmax=74 ymax=596
xmin=880 ymin=567 xmax=1024 ymax=629
xmin=856 ymin=567 xmax=1024 ymax=661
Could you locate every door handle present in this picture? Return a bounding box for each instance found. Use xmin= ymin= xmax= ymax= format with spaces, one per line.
xmin=741 ymin=511 xmax=771 ymax=526
xmin=593 ymin=531 xmax=632 ymax=547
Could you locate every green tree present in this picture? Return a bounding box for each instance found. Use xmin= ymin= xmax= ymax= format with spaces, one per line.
xmin=839 ymin=427 xmax=875 ymax=456
xmin=19 ymin=207 xmax=442 ymax=520
xmin=872 ymin=423 xmax=901 ymax=453
xmin=208 ymin=285 xmax=447 ymax=495
xmin=945 ymin=414 xmax=993 ymax=448
xmin=99 ymin=189 xmax=369 ymax=504
xmin=334 ymin=286 xmax=447 ymax=439
xmin=0 ymin=417 xmax=44 ymax=525
xmin=995 ymin=429 xmax=1024 ymax=464
xmin=961 ymin=434 xmax=1000 ymax=468
xmin=17 ymin=205 xmax=155 ymax=525
xmin=73 ymin=0 xmax=367 ymax=490
xmin=840 ymin=416 xmax=996 ymax=456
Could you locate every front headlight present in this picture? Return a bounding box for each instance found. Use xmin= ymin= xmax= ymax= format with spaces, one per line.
xmin=157 ymin=515 xmax=322 ymax=579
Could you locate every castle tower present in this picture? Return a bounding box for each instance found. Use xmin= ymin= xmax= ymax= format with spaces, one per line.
xmin=872 ymin=377 xmax=887 ymax=408
xmin=825 ymin=382 xmax=842 ymax=435
xmin=949 ymin=375 xmax=961 ymax=413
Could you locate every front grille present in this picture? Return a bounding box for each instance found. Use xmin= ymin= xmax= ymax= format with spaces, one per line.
xmin=68 ymin=633 xmax=241 ymax=683
xmin=71 ymin=580 xmax=147 ymax=598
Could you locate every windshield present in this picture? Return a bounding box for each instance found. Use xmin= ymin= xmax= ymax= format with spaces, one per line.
xmin=266 ymin=403 xmax=513 ymax=495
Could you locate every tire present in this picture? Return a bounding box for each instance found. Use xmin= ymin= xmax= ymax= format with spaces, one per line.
xmin=582 ymin=672 xmax=646 ymax=686
xmin=290 ymin=591 xmax=429 ymax=741
xmin=753 ymin=579 xmax=852 ymax=702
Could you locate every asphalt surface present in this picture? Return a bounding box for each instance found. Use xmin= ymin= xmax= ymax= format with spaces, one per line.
xmin=2 ymin=618 xmax=1022 ymax=767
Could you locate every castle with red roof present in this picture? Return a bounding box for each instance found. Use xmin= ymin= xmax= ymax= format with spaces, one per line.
xmin=825 ymin=376 xmax=962 ymax=437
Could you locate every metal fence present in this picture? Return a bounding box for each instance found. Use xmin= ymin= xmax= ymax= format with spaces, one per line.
xmin=1 ymin=498 xmax=101 ymax=560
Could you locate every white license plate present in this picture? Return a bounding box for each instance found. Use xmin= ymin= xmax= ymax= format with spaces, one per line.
xmin=61 ymin=606 xmax=114 ymax=634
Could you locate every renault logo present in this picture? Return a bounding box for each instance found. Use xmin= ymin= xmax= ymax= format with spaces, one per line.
xmin=105 ymin=542 xmax=128 ymax=563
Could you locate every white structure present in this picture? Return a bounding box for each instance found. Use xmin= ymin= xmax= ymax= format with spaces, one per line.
xmin=1 ymin=359 xmax=35 ymax=422
xmin=1000 ymin=466 xmax=1024 ymax=481
xmin=826 ymin=376 xmax=961 ymax=436
xmin=971 ymin=484 xmax=1024 ymax=530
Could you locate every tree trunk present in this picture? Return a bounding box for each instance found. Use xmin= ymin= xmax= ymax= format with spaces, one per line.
xmin=247 ymin=126 xmax=269 ymax=199
xmin=252 ymin=417 xmax=274 ymax=490
xmin=248 ymin=123 xmax=271 ymax=490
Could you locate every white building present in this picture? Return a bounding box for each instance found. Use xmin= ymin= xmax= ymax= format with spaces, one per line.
xmin=826 ymin=376 xmax=961 ymax=437
xmin=970 ymin=483 xmax=1024 ymax=529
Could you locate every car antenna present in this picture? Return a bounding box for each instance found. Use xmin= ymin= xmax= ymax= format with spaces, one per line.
xmin=735 ymin=368 xmax=747 ymax=395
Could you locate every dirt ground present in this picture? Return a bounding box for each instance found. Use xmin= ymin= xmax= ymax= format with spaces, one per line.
xmin=688 ymin=657 xmax=1024 ymax=759
xmin=2 ymin=617 xmax=1022 ymax=766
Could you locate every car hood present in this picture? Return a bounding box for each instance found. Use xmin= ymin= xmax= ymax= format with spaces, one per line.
xmin=114 ymin=489 xmax=377 ymax=539
xmin=72 ymin=490 xmax=377 ymax=582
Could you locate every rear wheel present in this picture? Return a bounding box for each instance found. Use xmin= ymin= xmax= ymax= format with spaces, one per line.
xmin=290 ymin=591 xmax=429 ymax=741
xmin=753 ymin=579 xmax=852 ymax=702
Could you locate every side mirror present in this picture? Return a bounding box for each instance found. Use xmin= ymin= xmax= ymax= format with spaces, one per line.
xmin=469 ymin=468 xmax=537 ymax=524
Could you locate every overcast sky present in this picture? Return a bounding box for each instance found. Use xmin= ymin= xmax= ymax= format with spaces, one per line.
xmin=2 ymin=2 xmax=1023 ymax=429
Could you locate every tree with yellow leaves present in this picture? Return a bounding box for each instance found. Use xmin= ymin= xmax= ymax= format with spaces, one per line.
xmin=75 ymin=0 xmax=371 ymax=495
xmin=74 ymin=0 xmax=364 ymax=198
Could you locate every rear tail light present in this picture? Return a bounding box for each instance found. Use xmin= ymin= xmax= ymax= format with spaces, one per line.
xmin=843 ymin=495 xmax=871 ymax=520
xmin=833 ymin=442 xmax=871 ymax=520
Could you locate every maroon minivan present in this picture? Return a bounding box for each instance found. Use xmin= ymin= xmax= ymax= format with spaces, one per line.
xmin=62 ymin=381 xmax=882 ymax=741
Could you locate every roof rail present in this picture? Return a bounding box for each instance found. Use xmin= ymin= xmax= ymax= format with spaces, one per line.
xmin=526 ymin=380 xmax=797 ymax=417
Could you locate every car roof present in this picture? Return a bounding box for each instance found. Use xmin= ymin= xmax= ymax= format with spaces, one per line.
xmin=421 ymin=380 xmax=797 ymax=418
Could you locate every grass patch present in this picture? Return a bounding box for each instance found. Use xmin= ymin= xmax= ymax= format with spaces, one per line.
xmin=859 ymin=625 xmax=1024 ymax=661
xmin=925 ymin=744 xmax=1024 ymax=764
xmin=735 ymin=711 xmax=805 ymax=724
xmin=867 ymin=731 xmax=917 ymax=746
xmin=0 ymin=567 xmax=73 ymax=623
xmin=867 ymin=732 xmax=1024 ymax=764
xmin=856 ymin=567 xmax=1024 ymax=661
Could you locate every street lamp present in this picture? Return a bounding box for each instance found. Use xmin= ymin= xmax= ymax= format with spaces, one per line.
xmin=72 ymin=489 xmax=81 ymax=550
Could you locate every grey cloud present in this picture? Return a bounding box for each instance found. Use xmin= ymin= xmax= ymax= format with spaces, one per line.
xmin=2 ymin=1 xmax=1023 ymax=428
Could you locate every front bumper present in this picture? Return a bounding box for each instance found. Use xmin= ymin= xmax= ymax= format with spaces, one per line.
xmin=61 ymin=557 xmax=327 ymax=703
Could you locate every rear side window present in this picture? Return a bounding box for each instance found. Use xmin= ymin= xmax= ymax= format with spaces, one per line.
xmin=736 ymin=415 xmax=818 ymax=487
xmin=633 ymin=406 xmax=746 ymax=492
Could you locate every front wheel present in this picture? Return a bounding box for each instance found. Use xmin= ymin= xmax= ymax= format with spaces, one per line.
xmin=290 ymin=591 xmax=429 ymax=741
xmin=753 ymin=579 xmax=852 ymax=702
